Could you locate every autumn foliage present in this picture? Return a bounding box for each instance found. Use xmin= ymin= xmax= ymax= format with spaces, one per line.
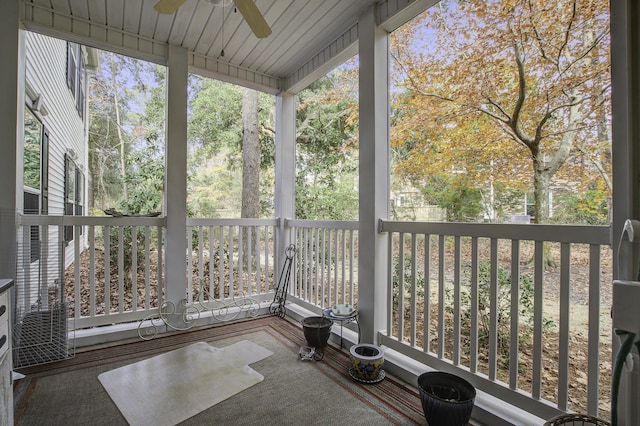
xmin=390 ymin=0 xmax=611 ymax=224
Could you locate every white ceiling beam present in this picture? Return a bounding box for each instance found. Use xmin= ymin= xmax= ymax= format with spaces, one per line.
xmin=377 ymin=0 xmax=440 ymax=32
xmin=189 ymin=52 xmax=281 ymax=94
xmin=282 ymin=0 xmax=437 ymax=94
xmin=283 ymin=23 xmax=359 ymax=94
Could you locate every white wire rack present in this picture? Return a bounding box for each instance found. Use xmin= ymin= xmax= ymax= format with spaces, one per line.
xmin=13 ymin=223 xmax=74 ymax=368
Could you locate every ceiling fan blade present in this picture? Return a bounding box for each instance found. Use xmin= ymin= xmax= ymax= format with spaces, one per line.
xmin=235 ymin=0 xmax=272 ymax=38
xmin=154 ymin=0 xmax=187 ymax=14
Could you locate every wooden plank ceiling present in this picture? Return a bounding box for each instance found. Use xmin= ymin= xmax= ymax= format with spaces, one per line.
xmin=20 ymin=0 xmax=425 ymax=92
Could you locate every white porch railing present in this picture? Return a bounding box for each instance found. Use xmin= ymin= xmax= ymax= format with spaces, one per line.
xmin=285 ymin=219 xmax=359 ymax=312
xmin=378 ymin=220 xmax=612 ymax=422
xmin=185 ymin=218 xmax=278 ymax=305
xmin=16 ymin=215 xmax=279 ymax=331
xmin=17 ymin=214 xmax=165 ymax=329
xmin=16 ymin=214 xmax=613 ymax=421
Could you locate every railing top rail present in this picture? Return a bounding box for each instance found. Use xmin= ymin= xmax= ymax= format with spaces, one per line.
xmin=379 ymin=220 xmax=611 ymax=245
xmin=285 ymin=218 xmax=359 ymax=230
xmin=18 ymin=214 xmax=166 ymax=227
xmin=187 ymin=218 xmax=279 ymax=227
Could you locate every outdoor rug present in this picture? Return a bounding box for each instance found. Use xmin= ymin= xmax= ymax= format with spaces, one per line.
xmin=98 ymin=340 xmax=273 ymax=426
xmin=15 ymin=316 xmax=428 ymax=425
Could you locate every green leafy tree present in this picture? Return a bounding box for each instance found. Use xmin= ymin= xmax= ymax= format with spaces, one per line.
xmin=88 ymin=52 xmax=166 ymax=290
xmin=551 ymin=184 xmax=609 ymax=225
xmin=88 ymin=52 xmax=165 ymax=214
xmin=422 ymin=175 xmax=484 ymax=222
xmin=186 ymin=76 xmax=275 ymax=218
xmin=295 ymin=67 xmax=359 ymax=220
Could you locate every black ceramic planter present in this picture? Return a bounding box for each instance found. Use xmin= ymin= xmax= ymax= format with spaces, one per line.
xmin=418 ymin=371 xmax=476 ymax=426
xmin=301 ymin=316 xmax=332 ymax=348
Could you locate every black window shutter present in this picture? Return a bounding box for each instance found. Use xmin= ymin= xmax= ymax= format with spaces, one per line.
xmin=24 ymin=192 xmax=40 ymax=262
xmin=66 ymin=43 xmax=76 ymax=96
xmin=64 ymin=154 xmax=73 ymax=242
xmin=41 ymin=127 xmax=49 ymax=214
xmin=75 ymin=167 xmax=84 ymax=235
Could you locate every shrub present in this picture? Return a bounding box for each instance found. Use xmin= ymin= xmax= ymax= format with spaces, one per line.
xmin=454 ymin=261 xmax=554 ymax=358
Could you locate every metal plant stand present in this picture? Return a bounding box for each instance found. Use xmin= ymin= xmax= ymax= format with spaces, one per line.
xmin=322 ymin=307 xmax=359 ymax=349
xmin=137 ymin=291 xmax=260 ymax=340
xmin=269 ymin=244 xmax=295 ymax=318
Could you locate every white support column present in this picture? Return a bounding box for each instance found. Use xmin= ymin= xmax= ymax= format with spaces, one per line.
xmin=358 ymin=5 xmax=389 ymax=344
xmin=610 ymin=2 xmax=640 ymax=425
xmin=164 ymin=45 xmax=188 ymax=322
xmin=611 ymin=1 xmax=640 ymax=273
xmin=274 ymin=92 xmax=296 ymax=276
xmin=0 ymin=1 xmax=20 ymax=281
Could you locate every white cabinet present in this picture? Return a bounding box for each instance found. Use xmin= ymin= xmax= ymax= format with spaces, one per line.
xmin=0 ymin=280 xmax=14 ymax=426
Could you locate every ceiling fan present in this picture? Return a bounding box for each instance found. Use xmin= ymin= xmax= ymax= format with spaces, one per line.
xmin=153 ymin=0 xmax=272 ymax=38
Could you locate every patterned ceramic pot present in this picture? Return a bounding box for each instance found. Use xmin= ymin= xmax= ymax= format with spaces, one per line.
xmin=349 ymin=344 xmax=384 ymax=381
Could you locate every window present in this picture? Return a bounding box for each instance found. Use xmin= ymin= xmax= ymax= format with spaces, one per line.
xmin=23 ymin=108 xmax=48 ymax=262
xmin=64 ymin=153 xmax=84 ymax=243
xmin=66 ymin=42 xmax=85 ymax=118
xmin=76 ymin=56 xmax=84 ymax=115
xmin=24 ymin=110 xmax=41 ymax=192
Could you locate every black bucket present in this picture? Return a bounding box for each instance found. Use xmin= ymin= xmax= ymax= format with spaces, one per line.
xmin=418 ymin=371 xmax=476 ymax=426
xmin=301 ymin=316 xmax=332 ymax=348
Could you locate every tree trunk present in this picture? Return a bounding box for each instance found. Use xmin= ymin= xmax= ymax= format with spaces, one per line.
xmin=241 ymin=88 xmax=260 ymax=271
xmin=109 ymin=53 xmax=128 ymax=206
xmin=241 ymin=87 xmax=260 ymax=219
xmin=532 ymin=157 xmax=550 ymax=224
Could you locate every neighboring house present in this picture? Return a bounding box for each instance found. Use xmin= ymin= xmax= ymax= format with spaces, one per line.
xmin=390 ymin=190 xmax=445 ymax=221
xmin=17 ymin=31 xmax=97 ymax=346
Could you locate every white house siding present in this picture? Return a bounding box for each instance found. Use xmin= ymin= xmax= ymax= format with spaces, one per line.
xmin=19 ymin=31 xmax=90 ymax=312
xmin=24 ymin=32 xmax=86 ymax=216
